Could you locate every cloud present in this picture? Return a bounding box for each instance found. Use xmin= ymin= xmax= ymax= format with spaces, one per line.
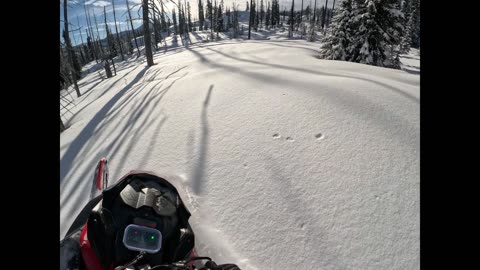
xmin=100 ymin=22 xmax=127 ymax=26
xmin=93 ymin=1 xmax=111 ymax=7
xmin=85 ymin=0 xmax=111 ymax=7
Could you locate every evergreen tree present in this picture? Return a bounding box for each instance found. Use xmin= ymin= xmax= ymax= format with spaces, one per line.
xmin=207 ymin=0 xmax=213 ymax=31
xmin=199 ymin=0 xmax=205 ymax=30
xmin=178 ymin=3 xmax=184 ymax=35
xmin=319 ymin=0 xmax=354 ymax=58
xmin=410 ymin=0 xmax=420 ymax=48
xmin=349 ymin=0 xmax=404 ymax=69
xmin=232 ymin=4 xmax=240 ymax=37
xmin=266 ymin=2 xmax=271 ymax=29
xmin=246 ymin=1 xmax=250 ymax=11
xmin=217 ymin=0 xmax=224 ymax=32
xmin=260 ymin=0 xmax=265 ymax=28
xmin=173 ymin=9 xmax=178 ymax=34
xmin=399 ymin=0 xmax=412 ymax=53
xmin=305 ymin=5 xmax=311 ymax=20
xmin=160 ymin=3 xmax=167 ymax=32
xmin=188 ymin=2 xmax=193 ymax=32
xmin=226 ymin=7 xmax=231 ymax=32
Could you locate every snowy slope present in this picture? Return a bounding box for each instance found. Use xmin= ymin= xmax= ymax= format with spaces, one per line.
xmin=60 ymin=39 xmax=419 ymax=270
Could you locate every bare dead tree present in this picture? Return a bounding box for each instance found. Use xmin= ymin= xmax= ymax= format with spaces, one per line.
xmin=111 ymin=0 xmax=125 ymax=61
xmin=63 ymin=0 xmax=81 ymax=97
xmin=142 ymin=0 xmax=154 ymax=66
xmin=127 ymin=0 xmax=141 ymax=56
xmin=93 ymin=10 xmax=106 ymax=59
xmin=83 ymin=3 xmax=99 ymax=62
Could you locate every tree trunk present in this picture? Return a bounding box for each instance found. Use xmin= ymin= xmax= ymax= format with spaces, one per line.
xmin=299 ymin=0 xmax=304 ymax=36
xmin=142 ymin=0 xmax=154 ymax=66
xmin=321 ymin=0 xmax=329 ymax=29
xmin=111 ymin=0 xmax=125 ymax=61
xmin=84 ymin=4 xmax=99 ymax=62
xmin=104 ymin=60 xmax=113 ymax=78
xmin=248 ymin=0 xmax=253 ymax=39
xmin=63 ymin=0 xmax=81 ymax=97
xmin=127 ymin=0 xmax=141 ymax=57
xmin=93 ymin=12 xmax=105 ymax=59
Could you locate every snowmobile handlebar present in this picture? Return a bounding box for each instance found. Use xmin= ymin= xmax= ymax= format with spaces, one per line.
xmin=146 ymin=257 xmax=240 ymax=270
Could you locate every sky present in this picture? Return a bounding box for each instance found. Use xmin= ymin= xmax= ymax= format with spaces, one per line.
xmin=60 ymin=0 xmax=338 ymax=46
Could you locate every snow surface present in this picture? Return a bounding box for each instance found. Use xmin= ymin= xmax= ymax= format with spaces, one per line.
xmin=400 ymin=48 xmax=420 ymax=75
xmin=61 ymin=36 xmax=419 ymax=269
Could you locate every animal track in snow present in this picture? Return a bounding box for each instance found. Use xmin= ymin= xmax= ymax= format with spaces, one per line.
xmin=286 ymin=137 xmax=294 ymax=142
xmin=273 ymin=133 xmax=281 ymax=139
xmin=315 ymin=133 xmax=324 ymax=140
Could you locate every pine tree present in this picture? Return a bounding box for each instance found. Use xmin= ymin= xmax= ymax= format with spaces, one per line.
xmin=246 ymin=1 xmax=250 ymax=11
xmin=217 ymin=0 xmax=224 ymax=32
xmin=399 ymin=0 xmax=412 ymax=53
xmin=410 ymin=0 xmax=420 ymax=48
xmin=226 ymin=7 xmax=231 ymax=32
xmin=188 ymin=2 xmax=193 ymax=32
xmin=305 ymin=5 xmax=311 ymax=20
xmin=274 ymin=0 xmax=280 ymax=26
xmin=349 ymin=0 xmax=404 ymax=69
xmin=319 ymin=0 xmax=354 ymax=58
xmin=160 ymin=3 xmax=167 ymax=32
xmin=266 ymin=2 xmax=271 ymax=29
xmin=208 ymin=0 xmax=213 ymax=33
xmin=199 ymin=0 xmax=205 ymax=30
xmin=260 ymin=0 xmax=265 ymax=28
xmin=173 ymin=9 xmax=178 ymax=34
xmin=232 ymin=4 xmax=240 ymax=37
xmin=178 ymin=3 xmax=184 ymax=35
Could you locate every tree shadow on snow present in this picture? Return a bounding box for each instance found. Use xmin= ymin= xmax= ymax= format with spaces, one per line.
xmin=189 ymin=85 xmax=213 ymax=195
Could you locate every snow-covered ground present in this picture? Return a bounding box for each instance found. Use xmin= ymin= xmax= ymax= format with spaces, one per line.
xmin=61 ymin=34 xmax=419 ymax=270
xmin=400 ymin=48 xmax=420 ymax=75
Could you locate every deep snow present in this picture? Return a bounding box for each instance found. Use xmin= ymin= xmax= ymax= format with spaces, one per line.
xmin=60 ymin=37 xmax=419 ymax=270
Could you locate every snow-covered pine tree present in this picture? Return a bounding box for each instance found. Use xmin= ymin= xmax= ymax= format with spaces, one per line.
xmin=399 ymin=0 xmax=412 ymax=53
xmin=318 ymin=0 xmax=353 ymax=58
xmin=349 ymin=0 xmax=404 ymax=69
xmin=410 ymin=0 xmax=420 ymax=48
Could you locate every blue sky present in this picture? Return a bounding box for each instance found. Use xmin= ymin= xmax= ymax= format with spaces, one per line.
xmin=60 ymin=0 xmax=335 ymax=46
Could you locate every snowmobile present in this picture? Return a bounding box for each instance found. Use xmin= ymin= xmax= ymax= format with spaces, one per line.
xmin=60 ymin=158 xmax=240 ymax=270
